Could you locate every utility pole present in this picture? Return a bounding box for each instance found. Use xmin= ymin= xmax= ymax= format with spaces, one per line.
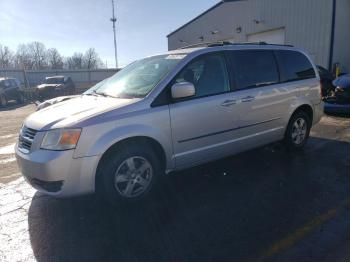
xmin=110 ymin=0 xmax=118 ymax=68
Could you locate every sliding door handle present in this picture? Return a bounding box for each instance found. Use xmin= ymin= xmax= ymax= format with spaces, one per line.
xmin=221 ymin=99 xmax=237 ymax=107
xmin=241 ymin=96 xmax=255 ymax=102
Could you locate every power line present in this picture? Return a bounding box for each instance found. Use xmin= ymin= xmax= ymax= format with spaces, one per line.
xmin=110 ymin=0 xmax=118 ymax=68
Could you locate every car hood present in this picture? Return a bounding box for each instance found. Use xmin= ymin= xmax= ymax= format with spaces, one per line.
xmin=37 ymin=84 xmax=62 ymax=89
xmin=25 ymin=95 xmax=139 ymax=130
xmin=36 ymin=95 xmax=79 ymax=110
xmin=333 ymin=74 xmax=350 ymax=89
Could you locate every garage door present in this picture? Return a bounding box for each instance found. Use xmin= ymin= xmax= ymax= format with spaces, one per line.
xmin=247 ymin=28 xmax=285 ymax=45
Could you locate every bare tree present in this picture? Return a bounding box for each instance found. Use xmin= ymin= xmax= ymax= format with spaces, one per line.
xmin=28 ymin=42 xmax=47 ymax=70
xmin=15 ymin=44 xmax=33 ymax=70
xmin=47 ymin=48 xmax=63 ymax=69
xmin=3 ymin=42 xmax=104 ymax=70
xmin=83 ymin=48 xmax=102 ymax=69
xmin=67 ymin=52 xmax=84 ymax=69
xmin=0 ymin=45 xmax=13 ymax=68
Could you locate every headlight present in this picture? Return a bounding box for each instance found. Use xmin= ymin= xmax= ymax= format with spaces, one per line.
xmin=336 ymin=86 xmax=344 ymax=92
xmin=41 ymin=128 xmax=81 ymax=150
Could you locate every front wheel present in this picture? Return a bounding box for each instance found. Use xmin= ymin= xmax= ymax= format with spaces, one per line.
xmin=97 ymin=143 xmax=162 ymax=206
xmin=0 ymin=95 xmax=7 ymax=107
xmin=284 ymin=111 xmax=311 ymax=150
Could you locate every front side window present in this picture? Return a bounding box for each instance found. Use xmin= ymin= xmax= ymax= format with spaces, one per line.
xmin=3 ymin=80 xmax=10 ymax=88
xmin=229 ymin=50 xmax=279 ymax=90
xmin=174 ymin=53 xmax=230 ymax=98
xmin=9 ymin=79 xmax=17 ymax=87
xmin=85 ymin=54 xmax=186 ymax=98
xmin=276 ymin=50 xmax=316 ymax=82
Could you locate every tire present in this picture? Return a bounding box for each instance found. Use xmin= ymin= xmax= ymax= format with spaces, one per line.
xmin=0 ymin=95 xmax=7 ymax=108
xmin=284 ymin=111 xmax=311 ymax=150
xmin=97 ymin=142 xmax=162 ymax=207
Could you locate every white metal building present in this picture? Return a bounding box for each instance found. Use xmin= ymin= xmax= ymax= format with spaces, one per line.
xmin=167 ymin=0 xmax=350 ymax=72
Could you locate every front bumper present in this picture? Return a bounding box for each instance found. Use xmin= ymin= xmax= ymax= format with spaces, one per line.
xmin=324 ymin=102 xmax=350 ymax=115
xmin=15 ymin=145 xmax=100 ymax=197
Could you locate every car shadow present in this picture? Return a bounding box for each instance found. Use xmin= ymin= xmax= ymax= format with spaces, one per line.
xmin=28 ymin=137 xmax=350 ymax=262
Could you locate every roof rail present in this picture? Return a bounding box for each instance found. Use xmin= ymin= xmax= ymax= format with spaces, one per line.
xmin=178 ymin=41 xmax=225 ymax=49
xmin=178 ymin=41 xmax=293 ymax=49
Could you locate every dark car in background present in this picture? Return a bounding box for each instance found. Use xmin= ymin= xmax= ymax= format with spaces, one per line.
xmin=324 ymin=74 xmax=350 ymax=115
xmin=0 ymin=77 xmax=25 ymax=107
xmin=36 ymin=76 xmax=75 ymax=101
xmin=333 ymin=74 xmax=350 ymax=103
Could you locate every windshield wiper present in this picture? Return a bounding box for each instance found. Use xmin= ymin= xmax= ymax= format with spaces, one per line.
xmin=86 ymin=90 xmax=118 ymax=98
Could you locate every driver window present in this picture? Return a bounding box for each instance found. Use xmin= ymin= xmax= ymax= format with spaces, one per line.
xmin=3 ymin=80 xmax=11 ymax=89
xmin=174 ymin=53 xmax=230 ymax=98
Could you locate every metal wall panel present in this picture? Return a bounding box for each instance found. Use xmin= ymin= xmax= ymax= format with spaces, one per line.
xmin=333 ymin=0 xmax=350 ymax=73
xmin=168 ymin=0 xmax=333 ymax=68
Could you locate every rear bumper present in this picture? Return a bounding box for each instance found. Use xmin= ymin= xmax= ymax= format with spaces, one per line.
xmin=15 ymin=144 xmax=100 ymax=197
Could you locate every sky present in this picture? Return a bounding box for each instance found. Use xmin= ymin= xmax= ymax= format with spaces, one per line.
xmin=0 ymin=0 xmax=218 ymax=68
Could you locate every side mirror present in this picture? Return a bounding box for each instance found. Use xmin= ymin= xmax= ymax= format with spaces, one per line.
xmin=171 ymin=82 xmax=195 ymax=99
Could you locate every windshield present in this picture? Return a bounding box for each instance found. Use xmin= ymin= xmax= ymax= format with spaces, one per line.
xmin=84 ymin=54 xmax=186 ymax=98
xmin=45 ymin=78 xmax=64 ymax=84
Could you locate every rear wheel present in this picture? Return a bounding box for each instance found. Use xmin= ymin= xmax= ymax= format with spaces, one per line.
xmin=0 ymin=95 xmax=7 ymax=107
xmin=284 ymin=111 xmax=311 ymax=150
xmin=97 ymin=142 xmax=162 ymax=206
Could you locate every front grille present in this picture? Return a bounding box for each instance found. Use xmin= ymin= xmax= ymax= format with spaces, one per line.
xmin=18 ymin=126 xmax=38 ymax=153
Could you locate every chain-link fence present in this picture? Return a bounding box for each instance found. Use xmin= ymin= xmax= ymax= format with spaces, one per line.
xmin=0 ymin=68 xmax=118 ymax=88
xmin=0 ymin=68 xmax=119 ymax=101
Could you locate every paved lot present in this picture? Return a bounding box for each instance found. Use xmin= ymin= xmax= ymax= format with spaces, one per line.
xmin=0 ymin=103 xmax=350 ymax=261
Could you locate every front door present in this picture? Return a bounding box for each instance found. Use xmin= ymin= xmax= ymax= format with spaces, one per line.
xmin=169 ymin=52 xmax=240 ymax=168
xmin=3 ymin=80 xmax=16 ymax=100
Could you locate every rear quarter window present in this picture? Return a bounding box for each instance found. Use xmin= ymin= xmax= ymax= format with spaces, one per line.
xmin=275 ymin=50 xmax=316 ymax=82
xmin=228 ymin=50 xmax=279 ymax=90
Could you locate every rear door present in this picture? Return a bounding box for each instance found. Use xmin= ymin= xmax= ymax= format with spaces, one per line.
xmin=169 ymin=52 xmax=241 ymax=168
xmin=227 ymin=49 xmax=294 ymax=147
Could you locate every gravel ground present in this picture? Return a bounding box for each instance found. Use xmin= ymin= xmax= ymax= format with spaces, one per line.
xmin=0 ymin=103 xmax=36 ymax=183
xmin=0 ymin=103 xmax=350 ymax=262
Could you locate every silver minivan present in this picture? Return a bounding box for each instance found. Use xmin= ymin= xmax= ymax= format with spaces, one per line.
xmin=15 ymin=43 xmax=323 ymax=205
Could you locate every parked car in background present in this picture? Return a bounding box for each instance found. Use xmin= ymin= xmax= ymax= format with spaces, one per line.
xmin=324 ymin=74 xmax=350 ymax=115
xmin=0 ymin=77 xmax=25 ymax=107
xmin=16 ymin=43 xmax=323 ymax=206
xmin=317 ymin=65 xmax=335 ymax=97
xmin=36 ymin=76 xmax=75 ymax=101
xmin=333 ymin=74 xmax=350 ymax=103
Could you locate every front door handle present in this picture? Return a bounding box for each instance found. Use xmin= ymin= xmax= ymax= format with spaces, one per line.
xmin=241 ymin=96 xmax=255 ymax=102
xmin=221 ymin=99 xmax=236 ymax=107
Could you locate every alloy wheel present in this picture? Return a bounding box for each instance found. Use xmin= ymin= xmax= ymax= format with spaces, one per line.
xmin=114 ymin=156 xmax=153 ymax=198
xmin=291 ymin=118 xmax=307 ymax=145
